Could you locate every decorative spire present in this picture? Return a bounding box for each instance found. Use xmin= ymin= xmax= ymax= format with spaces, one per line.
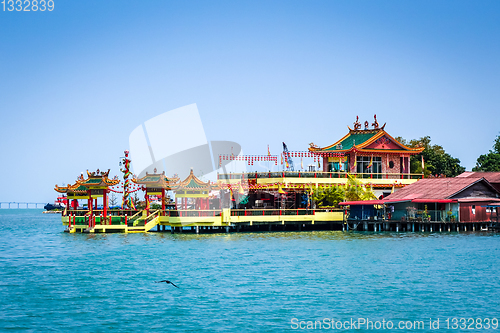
xmin=353 ymin=116 xmax=361 ymax=130
xmin=372 ymin=114 xmax=379 ymax=129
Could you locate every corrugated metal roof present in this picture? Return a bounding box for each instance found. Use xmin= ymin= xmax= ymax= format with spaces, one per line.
xmin=457 ymin=172 xmax=500 ymax=183
xmin=383 ymin=177 xmax=491 ymax=200
xmin=457 ymin=198 xmax=500 ymax=203
xmin=340 ymin=200 xmax=385 ymax=205
xmin=339 ymin=199 xmax=410 ymax=205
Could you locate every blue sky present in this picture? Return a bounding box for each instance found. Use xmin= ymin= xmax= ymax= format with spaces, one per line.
xmin=1 ymin=0 xmax=499 ymax=203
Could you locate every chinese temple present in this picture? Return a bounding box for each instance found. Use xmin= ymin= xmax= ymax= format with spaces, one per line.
xmin=308 ymin=115 xmax=424 ymax=175
xmin=53 ymin=118 xmax=439 ymax=234
xmin=217 ymin=116 xmax=425 ymax=201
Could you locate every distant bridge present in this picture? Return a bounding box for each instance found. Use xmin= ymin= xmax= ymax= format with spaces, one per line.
xmin=0 ymin=202 xmax=47 ymax=209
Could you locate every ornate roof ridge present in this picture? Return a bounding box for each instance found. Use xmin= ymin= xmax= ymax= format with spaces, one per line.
xmin=308 ymin=116 xmax=424 ymax=155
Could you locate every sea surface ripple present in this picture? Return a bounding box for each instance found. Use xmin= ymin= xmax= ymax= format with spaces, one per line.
xmin=1 ymin=210 xmax=499 ymax=332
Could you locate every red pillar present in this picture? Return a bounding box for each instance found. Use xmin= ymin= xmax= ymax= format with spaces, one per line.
xmin=87 ymin=190 xmax=92 ymax=213
xmin=103 ymin=189 xmax=108 ymax=225
xmin=161 ymin=188 xmax=165 ymax=213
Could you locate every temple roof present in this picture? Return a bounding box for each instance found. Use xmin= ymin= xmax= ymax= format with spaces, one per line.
xmin=132 ymin=170 xmax=177 ymax=189
xmin=171 ymin=169 xmax=218 ymax=191
xmin=77 ymin=169 xmax=120 ymax=188
xmin=54 ymin=169 xmax=120 ymax=193
xmin=54 ymin=184 xmax=87 ymax=194
xmin=308 ymin=117 xmax=424 ymax=155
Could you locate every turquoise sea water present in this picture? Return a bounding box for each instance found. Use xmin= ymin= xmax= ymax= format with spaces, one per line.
xmin=1 ymin=210 xmax=499 ymax=332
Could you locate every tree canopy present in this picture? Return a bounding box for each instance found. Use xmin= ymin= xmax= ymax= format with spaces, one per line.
xmin=472 ymin=134 xmax=500 ymax=172
xmin=394 ymin=136 xmax=465 ymax=177
xmin=311 ymin=174 xmax=376 ymax=208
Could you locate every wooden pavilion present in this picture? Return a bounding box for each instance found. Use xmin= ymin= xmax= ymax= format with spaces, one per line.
xmin=171 ymin=169 xmax=219 ymax=210
xmin=132 ymin=170 xmax=178 ymax=212
xmin=55 ymin=169 xmax=120 ymax=222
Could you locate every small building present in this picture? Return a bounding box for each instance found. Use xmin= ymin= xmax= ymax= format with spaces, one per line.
xmin=342 ymin=177 xmax=500 ymax=226
xmin=384 ymin=177 xmax=500 ymax=223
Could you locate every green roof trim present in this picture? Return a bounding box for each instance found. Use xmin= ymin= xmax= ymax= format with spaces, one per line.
xmin=186 ymin=179 xmax=204 ymax=188
xmin=142 ymin=176 xmax=161 ymax=182
xmin=82 ymin=178 xmax=102 ymax=184
xmin=324 ymin=132 xmax=377 ymax=151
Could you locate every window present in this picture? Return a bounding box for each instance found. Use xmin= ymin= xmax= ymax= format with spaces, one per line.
xmin=472 ymin=205 xmax=476 ymax=215
xmin=389 ymin=161 xmax=394 ymax=169
xmin=357 ymin=156 xmax=381 ymax=174
xmin=328 ymin=158 xmax=348 ymax=172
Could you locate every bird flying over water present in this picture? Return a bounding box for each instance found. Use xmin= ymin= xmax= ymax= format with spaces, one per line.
xmin=155 ymin=280 xmax=179 ymax=288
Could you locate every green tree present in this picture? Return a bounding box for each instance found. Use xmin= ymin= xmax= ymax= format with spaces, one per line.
xmin=395 ymin=136 xmax=465 ymax=177
xmin=311 ymin=175 xmax=376 ymax=207
xmin=312 ymin=186 xmax=345 ymax=207
xmin=344 ymin=174 xmax=377 ymax=201
xmin=132 ymin=192 xmax=142 ymax=208
xmin=109 ymin=192 xmax=118 ymax=207
xmin=472 ymin=134 xmax=500 ymax=171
